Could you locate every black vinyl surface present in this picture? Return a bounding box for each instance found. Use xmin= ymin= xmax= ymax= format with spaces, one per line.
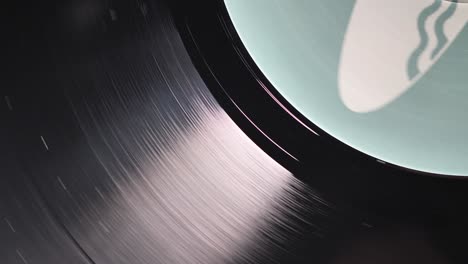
xmin=3 ymin=0 xmax=468 ymax=263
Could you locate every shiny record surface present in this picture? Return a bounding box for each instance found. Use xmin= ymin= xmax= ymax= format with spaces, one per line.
xmin=3 ymin=0 xmax=468 ymax=263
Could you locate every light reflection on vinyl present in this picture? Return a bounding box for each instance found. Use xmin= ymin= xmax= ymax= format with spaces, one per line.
xmin=3 ymin=1 xmax=331 ymax=263
xmin=64 ymin=75 xmax=323 ymax=264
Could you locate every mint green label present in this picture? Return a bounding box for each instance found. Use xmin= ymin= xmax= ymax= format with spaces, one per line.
xmin=225 ymin=0 xmax=468 ymax=176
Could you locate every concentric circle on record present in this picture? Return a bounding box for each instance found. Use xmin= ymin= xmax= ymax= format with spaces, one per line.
xmin=224 ymin=0 xmax=468 ymax=176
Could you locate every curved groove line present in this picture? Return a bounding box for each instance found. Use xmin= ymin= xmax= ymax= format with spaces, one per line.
xmin=431 ymin=1 xmax=458 ymax=59
xmin=407 ymin=0 xmax=442 ymax=80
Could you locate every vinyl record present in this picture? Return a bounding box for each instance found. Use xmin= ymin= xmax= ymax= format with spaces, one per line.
xmin=218 ymin=0 xmax=468 ymax=177
xmin=3 ymin=0 xmax=468 ymax=263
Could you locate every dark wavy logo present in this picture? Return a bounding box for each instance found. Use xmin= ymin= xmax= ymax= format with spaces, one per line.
xmin=407 ymin=0 xmax=458 ymax=80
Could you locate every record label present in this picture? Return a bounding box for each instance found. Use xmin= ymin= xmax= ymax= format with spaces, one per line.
xmin=225 ymin=0 xmax=468 ymax=176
